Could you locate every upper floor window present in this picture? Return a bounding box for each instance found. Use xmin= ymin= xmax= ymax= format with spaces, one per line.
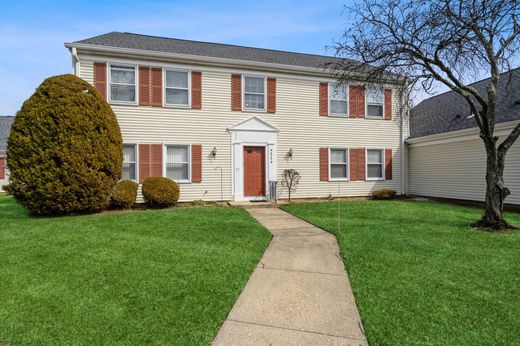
xmin=367 ymin=149 xmax=384 ymax=179
xmin=122 ymin=144 xmax=137 ymax=180
xmin=330 ymin=148 xmax=349 ymax=180
xmin=166 ymin=145 xmax=190 ymax=182
xmin=244 ymin=76 xmax=265 ymax=110
xmin=329 ymin=82 xmax=348 ymax=115
xmin=165 ymin=70 xmax=190 ymax=106
xmin=366 ymin=85 xmax=384 ymax=118
xmin=109 ymin=65 xmax=136 ymax=103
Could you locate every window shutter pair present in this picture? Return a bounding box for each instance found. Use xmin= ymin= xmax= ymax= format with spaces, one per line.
xmin=137 ymin=144 xmax=202 ymax=183
xmin=319 ymin=147 xmax=392 ymax=181
xmin=231 ymin=75 xmax=276 ymax=112
xmin=349 ymin=85 xmax=365 ymax=118
xmin=139 ymin=66 xmax=163 ymax=106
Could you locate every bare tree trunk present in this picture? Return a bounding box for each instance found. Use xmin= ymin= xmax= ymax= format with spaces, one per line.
xmin=476 ymin=143 xmax=512 ymax=230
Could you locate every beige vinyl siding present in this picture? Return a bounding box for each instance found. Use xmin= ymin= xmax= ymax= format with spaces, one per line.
xmin=409 ymin=133 xmax=520 ymax=205
xmin=79 ymin=59 xmax=406 ymax=202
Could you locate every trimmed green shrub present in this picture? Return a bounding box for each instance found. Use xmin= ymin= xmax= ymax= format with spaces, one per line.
xmin=142 ymin=177 xmax=180 ymax=208
xmin=6 ymin=74 xmax=122 ymax=215
xmin=371 ymin=189 xmax=397 ymax=200
xmin=110 ymin=180 xmax=138 ymax=209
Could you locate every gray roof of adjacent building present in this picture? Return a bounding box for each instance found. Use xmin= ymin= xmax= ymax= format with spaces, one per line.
xmin=0 ymin=116 xmax=14 ymax=155
xmin=70 ymin=31 xmax=352 ymax=70
xmin=410 ymin=68 xmax=520 ymax=138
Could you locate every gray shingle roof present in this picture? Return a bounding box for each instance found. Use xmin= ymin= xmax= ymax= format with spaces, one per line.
xmin=410 ymin=68 xmax=520 ymax=138
xmin=73 ymin=32 xmax=349 ymax=70
xmin=0 ymin=116 xmax=14 ymax=156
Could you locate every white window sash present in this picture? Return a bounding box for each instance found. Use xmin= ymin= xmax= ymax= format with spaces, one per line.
xmin=328 ymin=82 xmax=348 ymax=116
xmin=366 ymin=149 xmax=385 ymax=180
xmin=122 ymin=144 xmax=137 ymax=181
xmin=329 ymin=148 xmax=349 ymax=181
xmin=165 ymin=145 xmax=191 ymax=183
xmin=164 ymin=69 xmax=191 ymax=107
xmin=108 ymin=64 xmax=137 ymax=104
xmin=243 ymin=75 xmax=266 ymax=111
xmin=365 ymin=85 xmax=384 ymax=118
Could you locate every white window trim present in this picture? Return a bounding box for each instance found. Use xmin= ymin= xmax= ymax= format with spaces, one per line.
xmin=108 ymin=63 xmax=138 ymax=105
xmin=163 ymin=68 xmax=191 ymax=108
xmin=163 ymin=144 xmax=192 ymax=184
xmin=328 ymin=147 xmax=350 ymax=181
xmin=328 ymin=82 xmax=349 ymax=117
xmin=122 ymin=143 xmax=138 ymax=182
xmin=365 ymin=85 xmax=385 ymax=119
xmin=365 ymin=148 xmax=385 ymax=180
xmin=242 ymin=74 xmax=267 ymax=112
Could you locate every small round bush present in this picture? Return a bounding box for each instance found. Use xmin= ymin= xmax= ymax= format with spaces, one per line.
xmin=142 ymin=177 xmax=180 ymax=208
xmin=6 ymin=74 xmax=122 ymax=215
xmin=371 ymin=189 xmax=397 ymax=200
xmin=110 ymin=180 xmax=139 ymax=209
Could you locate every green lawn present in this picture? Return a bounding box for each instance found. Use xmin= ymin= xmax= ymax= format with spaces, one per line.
xmin=0 ymin=195 xmax=270 ymax=345
xmin=282 ymin=200 xmax=520 ymax=346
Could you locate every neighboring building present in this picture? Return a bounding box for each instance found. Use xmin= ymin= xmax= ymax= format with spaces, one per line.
xmin=66 ymin=32 xmax=408 ymax=202
xmin=0 ymin=116 xmax=14 ymax=190
xmin=408 ymin=68 xmax=520 ymax=206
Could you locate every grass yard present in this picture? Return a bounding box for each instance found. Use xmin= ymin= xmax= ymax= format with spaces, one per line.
xmin=283 ymin=200 xmax=520 ymax=346
xmin=0 ymin=195 xmax=270 ymax=345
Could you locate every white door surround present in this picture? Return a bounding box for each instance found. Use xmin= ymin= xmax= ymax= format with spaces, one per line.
xmin=228 ymin=116 xmax=278 ymax=201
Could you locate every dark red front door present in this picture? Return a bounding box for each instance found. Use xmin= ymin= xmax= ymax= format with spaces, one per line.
xmin=244 ymin=146 xmax=265 ymax=197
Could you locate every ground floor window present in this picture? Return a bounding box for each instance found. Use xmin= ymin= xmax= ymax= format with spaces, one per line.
xmin=330 ymin=148 xmax=348 ymax=180
xmin=122 ymin=144 xmax=136 ymax=180
xmin=166 ymin=145 xmax=190 ymax=181
xmin=367 ymin=149 xmax=384 ymax=179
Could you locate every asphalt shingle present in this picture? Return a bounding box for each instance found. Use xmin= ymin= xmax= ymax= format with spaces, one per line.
xmin=410 ymin=68 xmax=520 ymax=138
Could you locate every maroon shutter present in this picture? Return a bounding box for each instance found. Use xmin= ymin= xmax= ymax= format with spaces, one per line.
xmin=267 ymin=77 xmax=276 ymax=113
xmin=139 ymin=144 xmax=163 ymax=183
xmin=357 ymin=149 xmax=366 ymax=181
xmin=0 ymin=157 xmax=5 ymax=179
xmin=349 ymin=85 xmax=365 ymax=118
xmin=191 ymin=71 xmax=202 ymax=109
xmin=231 ymin=74 xmax=242 ymax=111
xmin=139 ymin=144 xmax=151 ymax=183
xmin=93 ymin=62 xmax=107 ymax=99
xmin=151 ymin=67 xmax=163 ymax=107
xmin=139 ymin=66 xmax=151 ymax=106
xmin=320 ymin=148 xmax=329 ymax=181
xmin=191 ymin=145 xmax=202 ymax=183
xmin=151 ymin=144 xmax=163 ymax=177
xmin=350 ymin=150 xmax=358 ymax=181
xmin=384 ymin=89 xmax=392 ymax=120
xmin=385 ymin=149 xmax=393 ymax=180
xmin=319 ymin=82 xmax=328 ymax=116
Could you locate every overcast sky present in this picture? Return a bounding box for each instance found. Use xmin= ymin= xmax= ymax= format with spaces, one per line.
xmin=0 ymin=0 xmax=449 ymax=115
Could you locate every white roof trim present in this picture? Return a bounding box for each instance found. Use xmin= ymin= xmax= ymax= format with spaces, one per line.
xmin=228 ymin=116 xmax=279 ymax=133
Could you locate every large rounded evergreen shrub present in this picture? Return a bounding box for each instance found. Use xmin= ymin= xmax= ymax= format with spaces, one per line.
xmin=6 ymin=74 xmax=122 ymax=215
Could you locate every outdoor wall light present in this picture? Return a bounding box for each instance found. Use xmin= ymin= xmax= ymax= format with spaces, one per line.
xmin=287 ymin=148 xmax=293 ymax=159
xmin=211 ymin=147 xmax=217 ymax=158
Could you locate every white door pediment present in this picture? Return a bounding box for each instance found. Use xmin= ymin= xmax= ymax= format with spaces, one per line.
xmin=228 ymin=116 xmax=279 ymax=133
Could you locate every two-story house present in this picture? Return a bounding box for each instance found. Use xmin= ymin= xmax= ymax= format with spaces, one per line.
xmin=65 ymin=32 xmax=408 ymax=202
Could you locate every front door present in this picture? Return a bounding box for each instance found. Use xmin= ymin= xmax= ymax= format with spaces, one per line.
xmin=243 ymin=146 xmax=265 ymax=197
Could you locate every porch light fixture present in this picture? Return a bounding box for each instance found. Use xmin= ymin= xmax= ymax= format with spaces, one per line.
xmin=287 ymin=148 xmax=293 ymax=159
xmin=211 ymin=147 xmax=217 ymax=158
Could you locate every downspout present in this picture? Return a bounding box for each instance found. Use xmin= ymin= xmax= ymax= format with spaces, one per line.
xmin=71 ymin=47 xmax=80 ymax=76
xmin=399 ymin=86 xmax=406 ymax=196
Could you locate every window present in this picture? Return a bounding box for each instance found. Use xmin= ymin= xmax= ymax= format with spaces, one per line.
xmin=165 ymin=70 xmax=190 ymax=106
xmin=367 ymin=149 xmax=384 ymax=179
xmin=244 ymin=76 xmax=265 ymax=110
xmin=330 ymin=148 xmax=348 ymax=180
xmin=366 ymin=85 xmax=384 ymax=118
xmin=329 ymin=83 xmax=348 ymax=115
xmin=109 ymin=65 xmax=136 ymax=102
xmin=122 ymin=145 xmax=137 ymax=180
xmin=166 ymin=146 xmax=190 ymax=181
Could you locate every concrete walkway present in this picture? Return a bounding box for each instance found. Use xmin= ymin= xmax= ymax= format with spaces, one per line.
xmin=212 ymin=208 xmax=367 ymax=346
